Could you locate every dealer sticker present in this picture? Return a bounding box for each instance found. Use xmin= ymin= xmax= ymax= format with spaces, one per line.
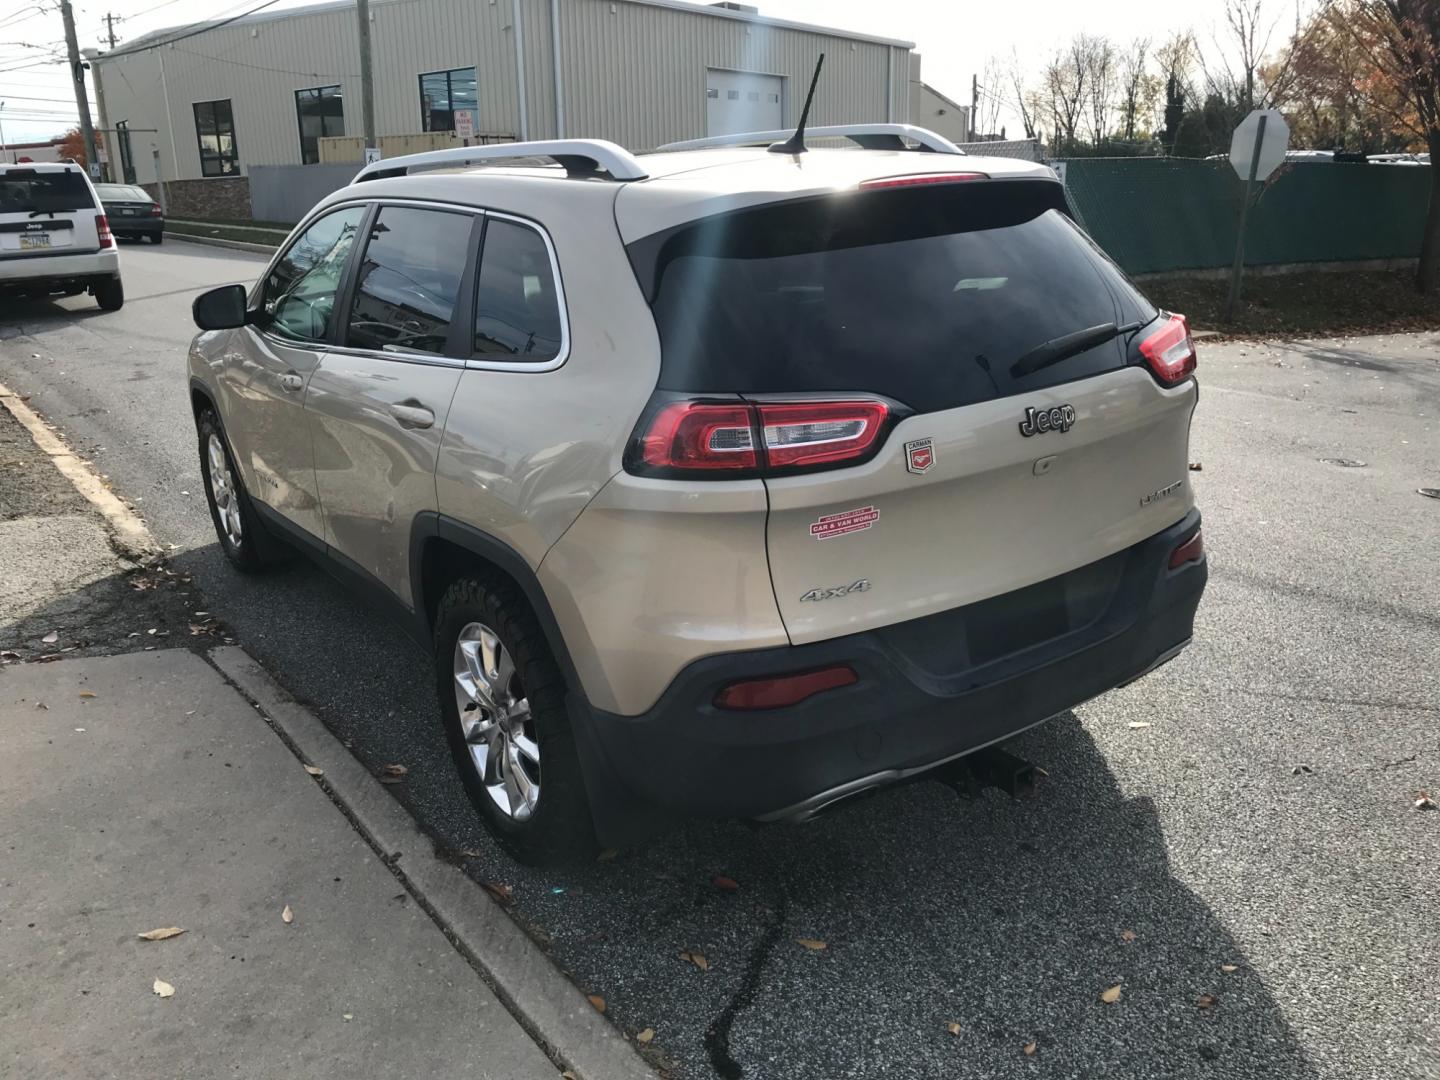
xmin=809 ymin=505 xmax=879 ymax=541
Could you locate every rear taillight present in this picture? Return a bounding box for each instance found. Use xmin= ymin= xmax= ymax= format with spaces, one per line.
xmin=631 ymin=398 xmax=890 ymax=477
xmin=150 ymin=205 xmax=164 ymax=217
xmin=860 ymin=172 xmax=988 ymax=190
xmin=714 ymin=665 xmax=859 ymax=711
xmin=639 ymin=401 xmax=757 ymax=471
xmin=96 ymin=214 xmax=114 ymax=249
xmin=1138 ymin=313 xmax=1196 ymax=386
xmin=1169 ymin=527 xmax=1205 ymax=569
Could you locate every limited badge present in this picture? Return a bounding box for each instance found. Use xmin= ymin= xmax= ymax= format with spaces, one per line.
xmin=905 ymin=438 xmax=935 ymax=474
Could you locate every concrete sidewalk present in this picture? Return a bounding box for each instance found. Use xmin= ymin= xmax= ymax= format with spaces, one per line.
xmin=0 ymin=649 xmax=558 ymax=1080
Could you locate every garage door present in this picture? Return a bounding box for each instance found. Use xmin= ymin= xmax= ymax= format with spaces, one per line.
xmin=706 ymin=69 xmax=784 ymax=136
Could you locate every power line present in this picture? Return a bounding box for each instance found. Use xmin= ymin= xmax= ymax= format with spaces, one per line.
xmin=96 ymin=0 xmax=285 ymax=61
xmin=170 ymin=43 xmax=358 ymax=79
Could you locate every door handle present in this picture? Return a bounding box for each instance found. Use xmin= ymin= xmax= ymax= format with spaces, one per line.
xmin=389 ymin=401 xmax=435 ymax=430
xmin=279 ymin=372 xmax=304 ymax=393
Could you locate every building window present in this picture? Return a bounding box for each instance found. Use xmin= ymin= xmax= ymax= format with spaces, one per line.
xmin=193 ymin=99 xmax=239 ymax=177
xmin=295 ymin=85 xmax=345 ymax=165
xmin=418 ymin=67 xmax=478 ymax=133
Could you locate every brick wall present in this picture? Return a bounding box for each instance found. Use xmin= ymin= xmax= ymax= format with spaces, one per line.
xmin=141 ymin=176 xmax=252 ymax=221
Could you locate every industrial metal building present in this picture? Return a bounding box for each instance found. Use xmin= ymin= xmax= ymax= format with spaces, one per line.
xmin=91 ymin=0 xmax=926 ymax=210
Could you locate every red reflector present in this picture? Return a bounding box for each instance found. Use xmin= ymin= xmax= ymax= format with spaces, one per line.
xmin=1139 ymin=313 xmax=1196 ymax=386
xmin=860 ymin=172 xmax=988 ymax=190
xmin=96 ymin=214 xmax=114 ymax=249
xmin=757 ymin=400 xmax=889 ymax=469
xmin=714 ymin=665 xmax=859 ymax=711
xmin=640 ymin=401 xmax=757 ymax=471
xmin=1169 ymin=528 xmax=1204 ymax=569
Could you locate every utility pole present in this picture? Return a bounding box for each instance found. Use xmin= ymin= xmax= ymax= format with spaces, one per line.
xmin=60 ymin=0 xmax=99 ymax=175
xmin=355 ymin=0 xmax=377 ymax=152
xmin=104 ymin=12 xmax=119 ymax=49
xmin=970 ymin=73 xmax=979 ymax=142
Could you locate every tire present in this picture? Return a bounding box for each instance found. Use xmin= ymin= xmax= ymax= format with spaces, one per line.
xmin=94 ymin=276 xmax=124 ymax=311
xmin=196 ymin=408 xmax=283 ymax=573
xmin=150 ymin=232 xmax=164 ymax=245
xmin=435 ymin=576 xmax=595 ymax=864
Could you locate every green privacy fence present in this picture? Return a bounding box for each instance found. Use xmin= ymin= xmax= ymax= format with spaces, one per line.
xmin=1058 ymin=157 xmax=1432 ymax=275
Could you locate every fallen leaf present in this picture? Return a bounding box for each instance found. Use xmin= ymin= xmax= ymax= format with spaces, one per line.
xmin=281 ymin=904 xmax=294 ymax=924
xmin=712 ymin=874 xmax=740 ymax=892
xmin=1120 ymin=929 xmax=1137 ymax=942
xmin=587 ymin=994 xmax=606 ymax=1013
xmin=1023 ymin=1041 xmax=1037 ymax=1056
xmin=1188 ymin=462 xmax=1203 ymax=471
xmin=0 ymin=650 xmax=20 ymax=660
xmin=947 ymin=1022 xmax=962 ymax=1036
xmin=381 ymin=764 xmax=407 ymax=777
xmin=137 ymin=927 xmax=186 ymax=941
xmin=679 ymin=950 xmax=709 ymax=971
xmin=1220 ymin=964 xmax=1239 ymax=973
xmin=42 ymin=631 xmax=59 ymax=644
xmin=797 ymin=938 xmax=827 ymax=951
xmin=636 ymin=1027 xmax=655 ymax=1044
xmin=596 ymin=848 xmax=619 ymax=862
xmin=342 ymin=1013 xmax=353 ymax=1021
xmin=1292 ymin=764 xmax=1314 ymax=776
xmin=563 ymin=1073 xmax=577 ymax=1079
xmin=482 ymin=881 xmax=513 ymax=905
xmin=304 ymin=765 xmax=324 ymax=777
xmin=1127 ymin=721 xmax=1152 ymax=729
xmin=79 ymin=691 xmax=96 ymax=699
xmin=1100 ymin=984 xmax=1122 ymax=1004
xmin=1416 ymin=791 xmax=1437 ymax=811
xmin=1197 ymin=994 xmax=1217 ymax=1009
xmin=152 ymin=978 xmax=175 ymax=998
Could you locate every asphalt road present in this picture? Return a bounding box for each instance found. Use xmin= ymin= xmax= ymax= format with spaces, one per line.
xmin=3 ymin=242 xmax=1438 ymax=1080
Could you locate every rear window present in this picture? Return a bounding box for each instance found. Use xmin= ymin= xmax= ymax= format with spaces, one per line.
xmin=627 ymin=181 xmax=1157 ymax=412
xmin=95 ymin=184 xmax=151 ymax=202
xmin=0 ymin=170 xmax=95 ymax=215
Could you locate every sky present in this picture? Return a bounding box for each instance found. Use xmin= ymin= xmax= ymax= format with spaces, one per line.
xmin=0 ymin=0 xmax=1278 ymax=145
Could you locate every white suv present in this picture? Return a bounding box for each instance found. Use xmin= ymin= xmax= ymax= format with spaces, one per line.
xmin=0 ymin=161 xmax=124 ymax=310
xmin=188 ymin=126 xmax=1207 ymax=862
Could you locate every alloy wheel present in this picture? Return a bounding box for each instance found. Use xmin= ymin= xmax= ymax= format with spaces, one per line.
xmin=207 ymin=433 xmax=243 ymax=549
xmin=452 ymin=621 xmax=541 ymax=821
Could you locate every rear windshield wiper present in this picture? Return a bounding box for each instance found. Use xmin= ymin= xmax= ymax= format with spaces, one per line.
xmin=1009 ymin=320 xmax=1141 ymax=379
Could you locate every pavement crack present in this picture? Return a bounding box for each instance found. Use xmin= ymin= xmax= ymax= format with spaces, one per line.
xmin=1233 ymin=687 xmax=1440 ymax=715
xmin=704 ymin=873 xmax=788 ymax=1080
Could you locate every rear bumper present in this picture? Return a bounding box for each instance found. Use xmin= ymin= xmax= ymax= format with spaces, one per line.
xmin=113 ymin=219 xmax=162 ymax=236
xmin=582 ymin=510 xmax=1206 ymax=822
xmin=0 ymin=248 xmax=119 ymax=285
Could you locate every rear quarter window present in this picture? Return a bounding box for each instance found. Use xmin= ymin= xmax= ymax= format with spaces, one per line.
xmin=628 ymin=180 xmax=1158 ymax=413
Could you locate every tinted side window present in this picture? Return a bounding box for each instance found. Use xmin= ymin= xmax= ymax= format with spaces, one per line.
xmin=473 ymin=219 xmax=564 ymax=363
xmin=346 ymin=206 xmax=473 ymax=356
xmin=262 ymin=205 xmax=365 ymax=344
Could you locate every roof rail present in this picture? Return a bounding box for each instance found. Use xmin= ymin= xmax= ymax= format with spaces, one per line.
xmin=657 ymin=124 xmax=964 ymax=155
xmin=351 ymin=139 xmax=649 ymax=184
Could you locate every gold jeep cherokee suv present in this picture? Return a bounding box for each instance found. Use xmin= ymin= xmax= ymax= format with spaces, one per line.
xmin=189 ymin=126 xmax=1206 ymax=863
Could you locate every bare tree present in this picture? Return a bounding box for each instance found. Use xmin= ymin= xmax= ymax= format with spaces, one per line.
xmin=1199 ymin=0 xmax=1296 ymax=110
xmin=1045 ymin=36 xmax=1094 ymax=152
xmin=978 ymin=56 xmax=1006 ymax=139
xmin=1009 ymin=50 xmax=1037 ymax=139
xmin=1086 ymin=36 xmax=1118 ymax=145
xmin=1118 ymin=36 xmax=1158 ymax=139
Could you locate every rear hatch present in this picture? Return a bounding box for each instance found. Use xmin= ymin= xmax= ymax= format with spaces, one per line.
xmin=627 ymin=177 xmax=1198 ymax=646
xmin=0 ymin=168 xmax=101 ymax=257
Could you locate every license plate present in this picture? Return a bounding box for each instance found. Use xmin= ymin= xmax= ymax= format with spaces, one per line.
xmin=19 ymin=233 xmax=51 ymax=250
xmin=120 ymin=209 xmax=136 ymax=215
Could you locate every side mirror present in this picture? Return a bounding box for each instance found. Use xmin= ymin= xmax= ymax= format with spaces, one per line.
xmin=192 ymin=284 xmax=250 ymax=331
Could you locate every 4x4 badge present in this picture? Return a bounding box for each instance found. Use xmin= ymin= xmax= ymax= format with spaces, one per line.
xmin=905 ymin=438 xmax=934 ymax=474
xmin=1019 ymin=404 xmax=1076 ymax=437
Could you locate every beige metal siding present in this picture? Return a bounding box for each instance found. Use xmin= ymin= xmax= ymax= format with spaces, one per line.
xmin=95 ymin=0 xmax=912 ymax=183
xmin=558 ymin=0 xmax=897 ymax=148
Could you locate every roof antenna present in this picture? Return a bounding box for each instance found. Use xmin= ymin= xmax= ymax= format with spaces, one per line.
xmin=769 ymin=53 xmax=824 ymax=154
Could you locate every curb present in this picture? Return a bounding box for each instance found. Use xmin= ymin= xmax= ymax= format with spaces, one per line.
xmin=0 ymin=381 xmax=161 ymax=561
xmin=167 ymin=231 xmax=280 ymax=255
xmin=206 ymin=645 xmax=653 ymax=1080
